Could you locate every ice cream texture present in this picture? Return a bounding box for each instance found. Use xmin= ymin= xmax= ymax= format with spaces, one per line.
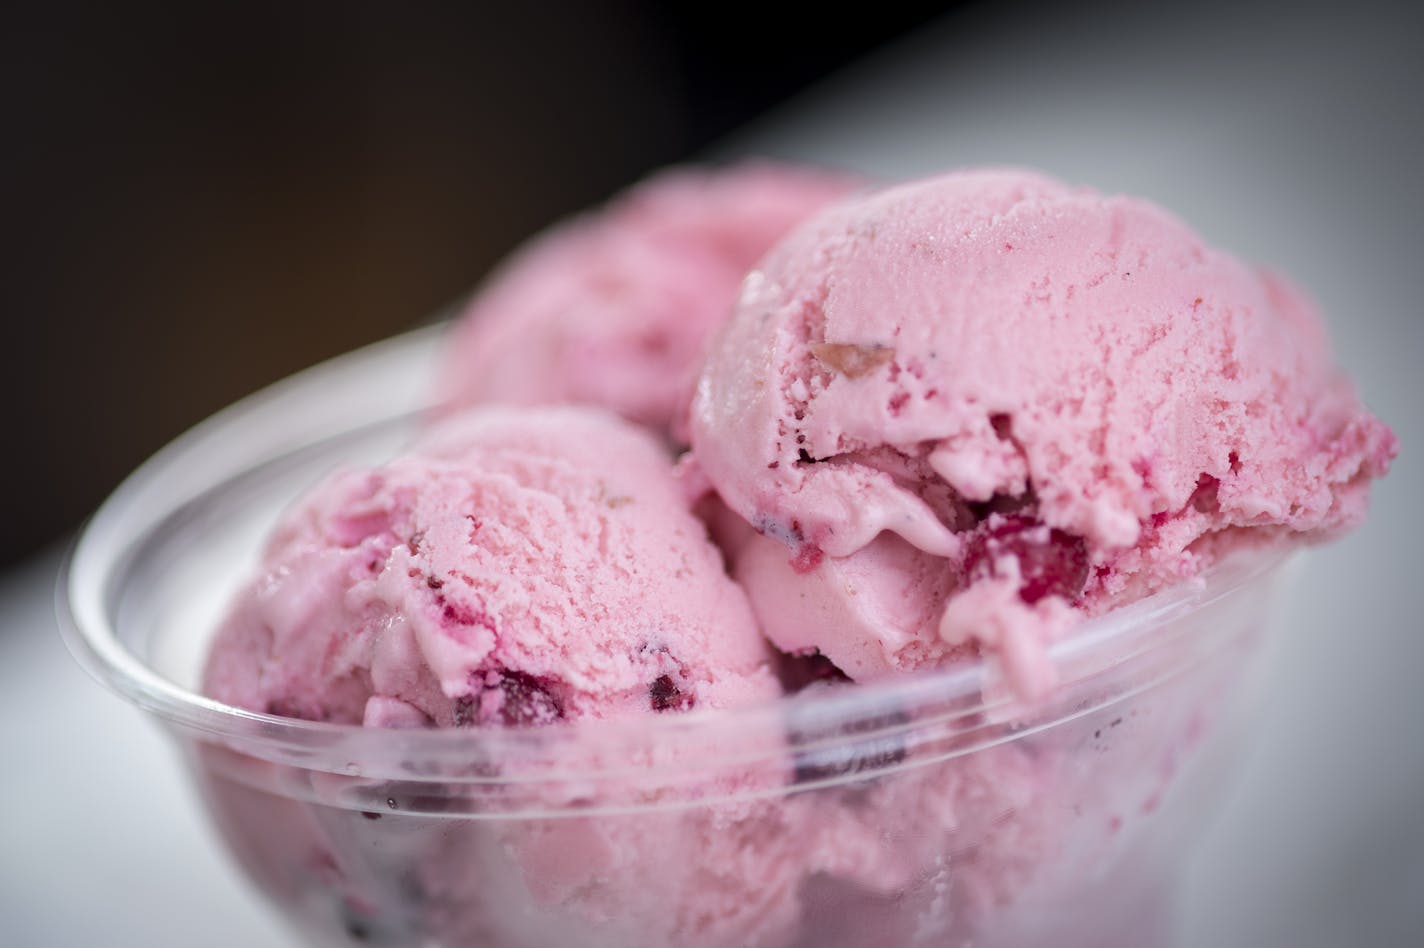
xmin=688 ymin=167 xmax=1396 ymax=693
xmin=435 ymin=162 xmax=861 ymax=439
xmin=193 ymin=164 xmax=1395 ymax=948
xmin=203 ymin=405 xmax=781 ymax=728
xmin=200 ymin=406 xmax=804 ymax=948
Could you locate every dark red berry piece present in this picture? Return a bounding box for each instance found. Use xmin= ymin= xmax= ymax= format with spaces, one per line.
xmin=1189 ymin=473 xmax=1220 ymax=513
xmin=490 ymin=670 xmax=563 ymax=727
xmin=965 ymin=490 xmax=1034 ymax=523
xmin=801 ymin=651 xmax=850 ymax=684
xmin=436 ymin=593 xmax=493 ymax=629
xmin=455 ymin=670 xmax=564 ymax=727
xmin=963 ymin=514 xmax=1089 ymax=604
xmin=790 ymin=544 xmax=824 ymax=574
xmin=778 ymin=650 xmax=851 ymax=693
xmin=649 ymin=674 xmax=694 ymax=712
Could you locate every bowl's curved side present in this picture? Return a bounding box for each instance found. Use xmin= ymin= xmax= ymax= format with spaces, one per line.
xmin=60 ymin=322 xmax=1290 ymax=799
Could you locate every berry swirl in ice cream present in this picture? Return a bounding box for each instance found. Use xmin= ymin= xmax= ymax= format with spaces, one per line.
xmin=687 ymin=168 xmax=1396 ymax=694
xmin=203 ymin=405 xmax=781 ymax=728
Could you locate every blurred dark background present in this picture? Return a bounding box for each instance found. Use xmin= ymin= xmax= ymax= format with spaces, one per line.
xmin=2 ymin=1 xmax=960 ymax=568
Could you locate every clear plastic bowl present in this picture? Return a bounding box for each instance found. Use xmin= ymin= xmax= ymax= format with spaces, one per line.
xmin=60 ymin=327 xmax=1292 ymax=948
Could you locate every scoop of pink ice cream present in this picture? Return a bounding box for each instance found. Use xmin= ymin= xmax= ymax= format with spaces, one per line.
xmin=689 ymin=167 xmax=1396 ymax=693
xmin=204 ymin=405 xmax=781 ymax=726
xmin=434 ymin=162 xmax=862 ymax=439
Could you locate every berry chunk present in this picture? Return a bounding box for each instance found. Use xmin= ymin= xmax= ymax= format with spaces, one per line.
xmin=963 ymin=514 xmax=1089 ymax=604
xmin=494 ymin=671 xmax=564 ymax=726
xmin=455 ymin=670 xmax=564 ymax=727
xmin=648 ymin=674 xmax=694 ymax=712
xmin=777 ymin=650 xmax=852 ymax=693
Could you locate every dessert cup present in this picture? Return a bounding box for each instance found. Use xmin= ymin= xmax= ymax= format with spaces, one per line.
xmin=61 ymin=328 xmax=1293 ymax=948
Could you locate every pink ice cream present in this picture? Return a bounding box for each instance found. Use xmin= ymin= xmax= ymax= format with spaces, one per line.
xmin=202 ymin=405 xmax=808 ymax=947
xmin=189 ymin=165 xmax=1396 ymax=948
xmin=689 ymin=167 xmax=1396 ymax=694
xmin=204 ymin=405 xmax=780 ymax=730
xmin=435 ymin=162 xmax=861 ymax=438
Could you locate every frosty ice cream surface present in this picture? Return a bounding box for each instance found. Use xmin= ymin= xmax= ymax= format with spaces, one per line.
xmin=687 ymin=167 xmax=1395 ymax=695
xmin=197 ymin=163 xmax=1395 ymax=948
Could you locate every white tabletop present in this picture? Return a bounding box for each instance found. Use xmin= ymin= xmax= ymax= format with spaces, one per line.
xmin=4 ymin=2 xmax=1420 ymax=945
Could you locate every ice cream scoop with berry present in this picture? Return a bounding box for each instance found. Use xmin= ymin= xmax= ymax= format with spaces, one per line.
xmin=204 ymin=404 xmax=779 ymax=732
xmin=200 ymin=406 xmax=809 ymax=947
xmin=689 ymin=167 xmax=1396 ymax=696
xmin=192 ymin=163 xmax=1397 ymax=948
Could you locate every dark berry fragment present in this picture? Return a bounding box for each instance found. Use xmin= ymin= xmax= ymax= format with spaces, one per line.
xmin=965 ymin=490 xmax=1034 ymax=523
xmin=1189 ymin=474 xmax=1220 ymax=513
xmin=494 ymin=671 xmax=563 ymax=726
xmin=778 ymin=650 xmax=851 ymax=693
xmin=790 ymin=544 xmax=824 ymax=574
xmin=453 ymin=670 xmax=564 ymax=727
xmin=437 ymin=594 xmax=485 ymax=627
xmin=802 ymin=651 xmax=850 ymax=684
xmin=456 ymin=670 xmax=563 ymax=729
xmin=648 ymin=674 xmax=694 ymax=712
xmin=963 ymin=514 xmax=1089 ymax=604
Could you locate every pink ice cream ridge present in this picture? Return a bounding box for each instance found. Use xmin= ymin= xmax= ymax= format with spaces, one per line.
xmin=434 ymin=162 xmax=862 ymax=439
xmin=203 ymin=406 xmax=781 ymax=727
xmin=688 ymin=167 xmax=1396 ymax=694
